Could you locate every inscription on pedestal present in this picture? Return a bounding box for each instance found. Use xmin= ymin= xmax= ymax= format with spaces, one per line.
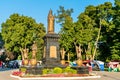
xmin=50 ymin=46 xmax=57 ymax=58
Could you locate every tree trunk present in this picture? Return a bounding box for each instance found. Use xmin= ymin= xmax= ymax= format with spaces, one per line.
xmin=74 ymin=42 xmax=82 ymax=60
xmin=92 ymin=19 xmax=102 ymax=60
xmin=78 ymin=45 xmax=82 ymax=60
xmin=85 ymin=43 xmax=92 ymax=60
xmin=68 ymin=52 xmax=70 ymax=61
xmin=20 ymin=47 xmax=24 ymax=60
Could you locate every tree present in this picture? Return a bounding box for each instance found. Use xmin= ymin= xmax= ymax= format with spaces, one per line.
xmin=75 ymin=13 xmax=95 ymax=60
xmin=82 ymin=1 xmax=120 ymax=61
xmin=55 ymin=6 xmax=75 ymax=60
xmin=56 ymin=6 xmax=95 ymax=61
xmin=56 ymin=1 xmax=120 ymax=61
xmin=110 ymin=0 xmax=120 ymax=60
xmin=1 ymin=13 xmax=46 ymax=60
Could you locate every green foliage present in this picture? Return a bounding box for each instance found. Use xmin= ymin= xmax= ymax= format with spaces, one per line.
xmin=28 ymin=52 xmax=32 ymax=59
xmin=84 ymin=1 xmax=120 ymax=61
xmin=97 ymin=42 xmax=111 ymax=61
xmin=42 ymin=69 xmax=50 ymax=75
xmin=1 ymin=13 xmax=46 ymax=60
xmin=17 ymin=55 xmax=22 ymax=60
xmin=111 ymin=54 xmax=120 ymax=60
xmin=20 ymin=67 xmax=27 ymax=73
xmin=42 ymin=67 xmax=77 ymax=74
xmin=56 ymin=6 xmax=96 ymax=60
xmin=76 ymin=13 xmax=95 ymax=45
xmin=56 ymin=6 xmax=74 ymax=51
xmin=63 ymin=66 xmax=77 ymax=74
xmin=53 ymin=67 xmax=63 ymax=74
xmin=56 ymin=6 xmax=73 ymax=24
xmin=56 ymin=1 xmax=120 ymax=61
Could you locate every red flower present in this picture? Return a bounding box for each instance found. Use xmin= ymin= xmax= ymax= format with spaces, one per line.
xmin=12 ymin=71 xmax=22 ymax=76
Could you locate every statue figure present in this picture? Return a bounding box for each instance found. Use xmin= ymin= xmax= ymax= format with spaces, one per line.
xmin=30 ymin=41 xmax=38 ymax=66
xmin=23 ymin=48 xmax=29 ymax=59
xmin=60 ymin=48 xmax=66 ymax=65
xmin=60 ymin=48 xmax=65 ymax=60
xmin=20 ymin=47 xmax=29 ymax=60
xmin=32 ymin=41 xmax=37 ymax=59
xmin=76 ymin=45 xmax=82 ymax=60
xmin=47 ymin=9 xmax=54 ymax=33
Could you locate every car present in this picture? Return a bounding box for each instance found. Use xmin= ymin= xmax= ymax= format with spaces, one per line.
xmin=8 ymin=60 xmax=22 ymax=68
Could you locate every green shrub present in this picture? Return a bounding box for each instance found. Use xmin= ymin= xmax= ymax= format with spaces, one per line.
xmin=20 ymin=67 xmax=26 ymax=73
xmin=70 ymin=69 xmax=77 ymax=74
xmin=42 ymin=67 xmax=77 ymax=75
xmin=53 ymin=67 xmax=63 ymax=74
xmin=42 ymin=69 xmax=50 ymax=74
xmin=63 ymin=66 xmax=71 ymax=73
xmin=63 ymin=66 xmax=77 ymax=74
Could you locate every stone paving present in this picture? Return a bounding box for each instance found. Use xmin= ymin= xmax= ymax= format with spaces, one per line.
xmin=0 ymin=69 xmax=120 ymax=80
xmin=0 ymin=69 xmax=19 ymax=80
xmin=89 ymin=71 xmax=120 ymax=80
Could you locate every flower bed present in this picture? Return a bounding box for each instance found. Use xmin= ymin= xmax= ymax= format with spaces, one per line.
xmin=11 ymin=71 xmax=101 ymax=80
xmin=12 ymin=71 xmax=92 ymax=77
xmin=20 ymin=73 xmax=91 ymax=77
xmin=11 ymin=74 xmax=101 ymax=80
xmin=12 ymin=71 xmax=24 ymax=76
xmin=11 ymin=67 xmax=101 ymax=80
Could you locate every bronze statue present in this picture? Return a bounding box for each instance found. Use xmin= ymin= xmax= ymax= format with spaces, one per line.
xmin=47 ymin=9 xmax=54 ymax=33
xmin=60 ymin=48 xmax=65 ymax=60
xmin=23 ymin=48 xmax=29 ymax=59
xmin=32 ymin=41 xmax=37 ymax=59
xmin=20 ymin=47 xmax=29 ymax=60
xmin=30 ymin=41 xmax=37 ymax=66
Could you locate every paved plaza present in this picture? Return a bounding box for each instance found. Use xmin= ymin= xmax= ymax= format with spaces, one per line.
xmin=0 ymin=69 xmax=19 ymax=80
xmin=90 ymin=71 xmax=120 ymax=80
xmin=0 ymin=69 xmax=120 ymax=80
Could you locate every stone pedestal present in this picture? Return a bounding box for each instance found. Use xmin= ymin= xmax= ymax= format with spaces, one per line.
xmin=71 ymin=66 xmax=89 ymax=74
xmin=43 ymin=33 xmax=65 ymax=68
xmin=25 ymin=66 xmax=43 ymax=75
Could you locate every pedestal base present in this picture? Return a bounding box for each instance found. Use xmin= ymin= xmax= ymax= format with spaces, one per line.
xmin=20 ymin=66 xmax=43 ymax=75
xmin=71 ymin=66 xmax=89 ymax=74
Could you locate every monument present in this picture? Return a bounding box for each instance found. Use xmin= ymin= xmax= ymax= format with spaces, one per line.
xmin=42 ymin=10 xmax=64 ymax=68
xmin=21 ymin=10 xmax=88 ymax=75
xmin=42 ymin=10 xmax=88 ymax=74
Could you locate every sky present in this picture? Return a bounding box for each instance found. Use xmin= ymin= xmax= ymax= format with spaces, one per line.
xmin=0 ymin=0 xmax=114 ymax=33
